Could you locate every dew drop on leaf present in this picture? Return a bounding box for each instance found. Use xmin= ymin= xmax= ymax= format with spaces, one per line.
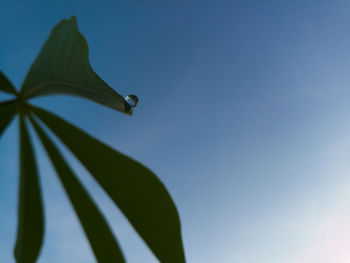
xmin=125 ymin=95 xmax=139 ymax=108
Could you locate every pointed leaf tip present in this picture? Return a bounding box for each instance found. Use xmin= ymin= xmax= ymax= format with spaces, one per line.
xmin=0 ymin=101 xmax=17 ymax=137
xmin=21 ymin=16 xmax=131 ymax=114
xmin=0 ymin=71 xmax=17 ymax=94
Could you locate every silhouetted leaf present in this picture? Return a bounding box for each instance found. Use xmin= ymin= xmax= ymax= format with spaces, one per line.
xmin=0 ymin=101 xmax=17 ymax=137
xmin=0 ymin=71 xmax=17 ymax=94
xmin=29 ymin=116 xmax=125 ymax=263
xmin=15 ymin=116 xmax=44 ymax=263
xmin=31 ymin=106 xmax=186 ymax=263
xmin=20 ymin=16 xmax=132 ymax=114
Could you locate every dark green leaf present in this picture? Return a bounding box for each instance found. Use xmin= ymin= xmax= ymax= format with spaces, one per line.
xmin=15 ymin=116 xmax=44 ymax=263
xmin=29 ymin=116 xmax=125 ymax=263
xmin=31 ymin=106 xmax=186 ymax=263
xmin=0 ymin=101 xmax=17 ymax=137
xmin=0 ymin=71 xmax=17 ymax=94
xmin=20 ymin=16 xmax=131 ymax=114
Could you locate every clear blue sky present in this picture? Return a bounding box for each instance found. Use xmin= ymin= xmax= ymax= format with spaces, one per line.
xmin=2 ymin=0 xmax=350 ymax=262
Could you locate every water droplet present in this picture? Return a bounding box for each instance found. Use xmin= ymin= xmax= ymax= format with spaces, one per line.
xmin=125 ymin=94 xmax=139 ymax=108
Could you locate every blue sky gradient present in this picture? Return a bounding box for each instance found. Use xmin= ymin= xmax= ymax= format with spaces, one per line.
xmin=2 ymin=0 xmax=350 ymax=262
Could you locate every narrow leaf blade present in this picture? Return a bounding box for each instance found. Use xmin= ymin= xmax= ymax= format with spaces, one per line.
xmin=0 ymin=101 xmax=17 ymax=137
xmin=32 ymin=106 xmax=186 ymax=263
xmin=15 ymin=116 xmax=44 ymax=262
xmin=29 ymin=116 xmax=125 ymax=263
xmin=0 ymin=71 xmax=17 ymax=94
xmin=20 ymin=16 xmax=131 ymax=114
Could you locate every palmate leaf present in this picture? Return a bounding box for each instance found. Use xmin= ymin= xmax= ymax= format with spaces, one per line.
xmin=15 ymin=116 xmax=44 ymax=263
xmin=2 ymin=15 xmax=185 ymax=263
xmin=31 ymin=105 xmax=186 ymax=263
xmin=29 ymin=116 xmax=125 ymax=263
xmin=20 ymin=16 xmax=132 ymax=114
xmin=0 ymin=101 xmax=17 ymax=137
xmin=0 ymin=71 xmax=17 ymax=94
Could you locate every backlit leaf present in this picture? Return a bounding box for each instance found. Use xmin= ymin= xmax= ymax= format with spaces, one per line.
xmin=20 ymin=16 xmax=131 ymax=114
xmin=0 ymin=71 xmax=17 ymax=94
xmin=15 ymin=116 xmax=44 ymax=263
xmin=0 ymin=101 xmax=17 ymax=137
xmin=31 ymin=105 xmax=186 ymax=263
xmin=29 ymin=116 xmax=125 ymax=263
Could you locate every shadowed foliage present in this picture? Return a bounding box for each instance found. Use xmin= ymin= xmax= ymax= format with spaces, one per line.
xmin=0 ymin=16 xmax=185 ymax=263
xmin=15 ymin=116 xmax=44 ymax=263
